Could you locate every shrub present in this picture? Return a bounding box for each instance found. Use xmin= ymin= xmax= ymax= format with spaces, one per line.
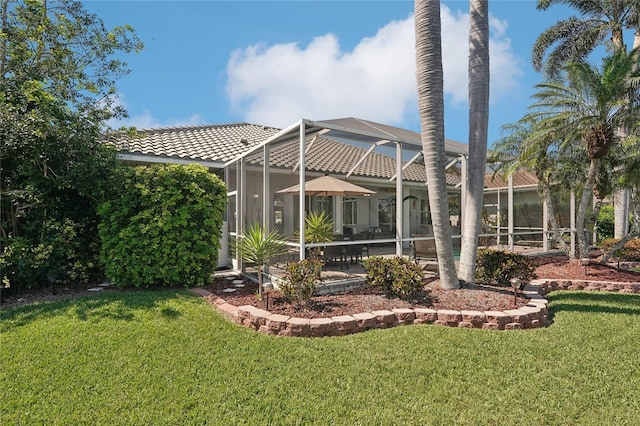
xmin=0 ymin=219 xmax=99 ymax=293
xmin=280 ymin=259 xmax=322 ymax=306
xmin=475 ymin=249 xmax=536 ymax=287
xmin=98 ymin=164 xmax=226 ymax=288
xmin=600 ymin=238 xmax=640 ymax=261
xmin=623 ymin=239 xmax=640 ymax=261
xmin=362 ymin=256 xmax=425 ymax=299
xmin=596 ymin=204 xmax=615 ymax=241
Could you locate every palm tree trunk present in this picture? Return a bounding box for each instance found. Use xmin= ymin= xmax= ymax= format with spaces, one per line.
xmin=415 ymin=0 xmax=459 ymax=289
xmin=601 ymin=190 xmax=639 ymax=263
xmin=613 ymin=189 xmax=629 ymax=238
xmin=576 ymin=158 xmax=599 ymax=258
xmin=459 ymin=0 xmax=489 ymax=284
xmin=541 ymin=183 xmax=572 ymax=258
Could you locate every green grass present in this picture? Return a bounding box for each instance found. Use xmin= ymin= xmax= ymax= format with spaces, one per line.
xmin=2 ymin=290 xmax=640 ymax=425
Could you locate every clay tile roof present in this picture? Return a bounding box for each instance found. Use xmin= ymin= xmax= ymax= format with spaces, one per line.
xmin=112 ymin=121 xmax=465 ymax=186
xmin=247 ymin=136 xmax=461 ymax=185
xmin=112 ymin=123 xmax=280 ymax=164
xmin=484 ymin=170 xmax=538 ymax=189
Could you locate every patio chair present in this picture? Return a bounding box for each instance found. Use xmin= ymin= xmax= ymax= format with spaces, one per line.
xmin=412 ymin=234 xmax=437 ymax=262
xmin=346 ymin=243 xmax=363 ymax=264
xmin=322 ymin=245 xmax=348 ymax=270
xmin=351 ymin=231 xmax=373 ymax=260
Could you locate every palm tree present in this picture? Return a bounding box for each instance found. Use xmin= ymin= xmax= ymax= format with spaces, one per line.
xmin=601 ymin=132 xmax=640 ymax=262
xmin=533 ymin=0 xmax=638 ymax=78
xmin=232 ymin=223 xmax=287 ymax=298
xmin=458 ymin=0 xmax=490 ymax=284
xmin=533 ymin=0 xmax=639 ymax=238
xmin=414 ymin=0 xmax=459 ymax=289
xmin=523 ymin=49 xmax=640 ymax=258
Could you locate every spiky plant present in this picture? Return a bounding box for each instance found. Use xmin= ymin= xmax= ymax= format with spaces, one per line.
xmin=232 ymin=223 xmax=287 ymax=298
xmin=294 ymin=210 xmax=334 ymax=259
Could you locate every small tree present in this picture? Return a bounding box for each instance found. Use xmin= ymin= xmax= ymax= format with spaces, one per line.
xmin=233 ymin=223 xmax=287 ymax=298
xmin=0 ymin=0 xmax=142 ymax=292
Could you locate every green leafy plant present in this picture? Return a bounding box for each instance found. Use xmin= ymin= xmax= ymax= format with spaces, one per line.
xmin=362 ymin=256 xmax=425 ymax=299
xmin=295 ymin=210 xmax=334 ymax=259
xmin=0 ymin=219 xmax=98 ymax=294
xmin=1 ymin=0 xmax=141 ymax=295
xmin=98 ymin=164 xmax=226 ymax=288
xmin=280 ymin=259 xmax=322 ymax=307
xmin=475 ymin=249 xmax=536 ymax=287
xmin=232 ymin=223 xmax=287 ymax=298
xmin=596 ymin=204 xmax=615 ymax=241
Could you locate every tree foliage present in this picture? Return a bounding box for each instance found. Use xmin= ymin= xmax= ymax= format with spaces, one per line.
xmin=494 ymin=49 xmax=640 ymax=258
xmin=0 ymin=0 xmax=142 ymax=291
xmin=532 ymin=0 xmax=638 ymax=78
xmin=98 ymin=164 xmax=227 ymax=288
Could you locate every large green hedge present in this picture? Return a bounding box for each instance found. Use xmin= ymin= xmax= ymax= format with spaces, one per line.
xmin=98 ymin=164 xmax=226 ymax=288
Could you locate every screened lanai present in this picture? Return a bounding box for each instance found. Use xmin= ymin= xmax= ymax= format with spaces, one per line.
xmin=225 ymin=117 xmax=472 ymax=272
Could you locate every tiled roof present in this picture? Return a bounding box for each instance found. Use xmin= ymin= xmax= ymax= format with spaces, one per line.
xmin=247 ymin=136 xmax=461 ymax=185
xmin=484 ymin=170 xmax=539 ymax=189
xmin=112 ymin=121 xmax=533 ymax=189
xmin=113 ymin=123 xmax=280 ymax=164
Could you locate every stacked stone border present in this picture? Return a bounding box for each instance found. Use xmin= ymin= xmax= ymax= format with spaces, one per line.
xmin=190 ymin=278 xmax=640 ymax=337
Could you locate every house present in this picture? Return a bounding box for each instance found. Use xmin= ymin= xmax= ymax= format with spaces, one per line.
xmin=113 ymin=117 xmax=550 ymax=269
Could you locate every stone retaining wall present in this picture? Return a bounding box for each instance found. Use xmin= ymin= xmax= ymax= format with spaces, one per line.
xmin=191 ymin=278 xmax=639 ymax=337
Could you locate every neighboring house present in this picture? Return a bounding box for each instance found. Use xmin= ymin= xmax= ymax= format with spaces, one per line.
xmin=113 ymin=117 xmax=545 ymax=267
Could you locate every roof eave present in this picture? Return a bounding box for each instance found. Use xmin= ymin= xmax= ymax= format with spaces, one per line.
xmin=117 ymin=153 xmax=225 ymax=169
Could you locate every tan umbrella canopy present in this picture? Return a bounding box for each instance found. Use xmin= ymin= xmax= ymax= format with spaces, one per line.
xmin=276 ymin=175 xmax=375 ymax=196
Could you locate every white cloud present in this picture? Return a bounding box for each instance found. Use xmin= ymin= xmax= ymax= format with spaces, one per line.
xmin=225 ymin=5 xmax=522 ymax=128
xmin=106 ymin=95 xmax=204 ymax=130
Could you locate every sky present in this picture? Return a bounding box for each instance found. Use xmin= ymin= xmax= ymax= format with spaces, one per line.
xmin=83 ymin=0 xmax=587 ymax=146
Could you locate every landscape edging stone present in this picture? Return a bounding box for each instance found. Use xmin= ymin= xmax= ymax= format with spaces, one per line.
xmin=192 ymin=279 xmax=639 ymax=337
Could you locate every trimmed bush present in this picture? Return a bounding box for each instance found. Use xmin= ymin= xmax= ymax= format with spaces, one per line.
xmin=600 ymin=238 xmax=640 ymax=261
xmin=280 ymin=259 xmax=322 ymax=306
xmin=362 ymin=256 xmax=425 ymax=299
xmin=475 ymin=249 xmax=536 ymax=287
xmin=98 ymin=164 xmax=226 ymax=288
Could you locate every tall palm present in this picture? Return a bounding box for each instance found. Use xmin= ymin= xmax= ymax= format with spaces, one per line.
xmin=524 ymin=49 xmax=640 ymax=258
xmin=601 ymin=131 xmax=640 ymax=258
xmin=534 ymin=0 xmax=639 ymax=237
xmin=533 ymin=0 xmax=638 ymax=78
xmin=414 ymin=0 xmax=459 ymax=289
xmin=458 ymin=0 xmax=490 ymax=284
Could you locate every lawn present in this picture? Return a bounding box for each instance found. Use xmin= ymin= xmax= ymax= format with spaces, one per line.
xmin=1 ymin=290 xmax=639 ymax=425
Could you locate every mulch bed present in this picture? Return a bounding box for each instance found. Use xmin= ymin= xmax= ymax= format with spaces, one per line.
xmin=3 ymin=254 xmax=639 ymax=315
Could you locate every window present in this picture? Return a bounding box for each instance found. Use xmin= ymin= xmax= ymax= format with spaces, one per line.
xmin=343 ymin=197 xmax=357 ymax=225
xmin=377 ymin=198 xmax=394 ymax=233
xmin=420 ymin=199 xmax=431 ymax=225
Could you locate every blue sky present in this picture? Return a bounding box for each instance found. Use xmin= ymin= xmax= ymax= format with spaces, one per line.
xmin=84 ymin=0 xmax=585 ymax=145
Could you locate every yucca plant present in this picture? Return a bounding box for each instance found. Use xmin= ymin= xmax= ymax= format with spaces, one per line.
xmin=232 ymin=223 xmax=287 ymax=298
xmin=296 ymin=211 xmax=334 ymax=259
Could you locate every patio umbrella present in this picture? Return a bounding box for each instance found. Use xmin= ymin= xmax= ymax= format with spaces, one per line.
xmin=276 ymin=175 xmax=375 ymax=196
